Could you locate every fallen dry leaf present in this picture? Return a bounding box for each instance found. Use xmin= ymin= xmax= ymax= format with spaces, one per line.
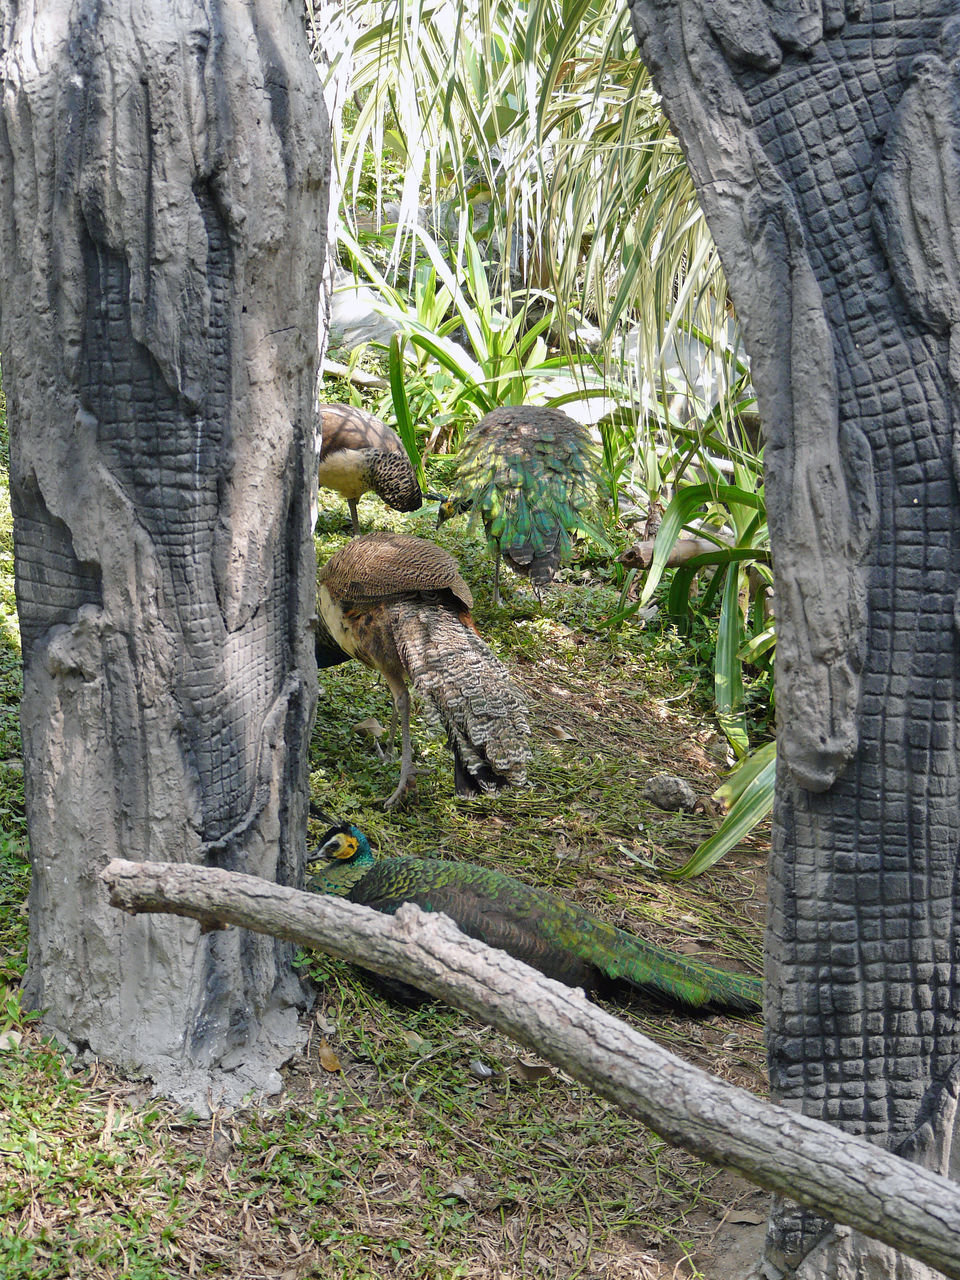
xmin=514 ymin=1058 xmax=555 ymax=1082
xmin=353 ymin=716 xmax=385 ymax=739
xmin=318 ymin=1039 xmax=341 ymax=1073
xmin=544 ymin=724 xmax=574 ymax=741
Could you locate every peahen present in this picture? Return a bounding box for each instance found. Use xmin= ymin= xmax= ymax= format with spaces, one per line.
xmin=316 ymin=533 xmax=530 ymax=808
xmin=436 ymin=405 xmax=600 ymax=605
xmin=317 ymin=403 xmax=427 ymax=534
xmin=306 ymin=823 xmax=763 ymax=1013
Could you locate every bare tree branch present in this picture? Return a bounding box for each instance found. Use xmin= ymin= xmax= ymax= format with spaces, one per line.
xmin=102 ymin=858 xmax=960 ymax=1280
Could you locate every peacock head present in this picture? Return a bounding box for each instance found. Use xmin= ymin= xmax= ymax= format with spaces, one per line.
xmin=435 ymin=494 xmax=472 ymax=528
xmin=305 ymin=823 xmax=375 ymax=893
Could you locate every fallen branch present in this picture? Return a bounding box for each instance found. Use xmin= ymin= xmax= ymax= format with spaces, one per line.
xmin=618 ymin=535 xmax=727 ymax=570
xmin=102 ymin=858 xmax=960 ymax=1280
xmin=320 ymin=357 xmax=387 ymax=388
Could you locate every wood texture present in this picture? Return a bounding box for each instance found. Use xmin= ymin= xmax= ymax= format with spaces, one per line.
xmin=628 ymin=4 xmax=959 ymax=1276
xmin=0 ymin=1 xmax=329 ymax=1106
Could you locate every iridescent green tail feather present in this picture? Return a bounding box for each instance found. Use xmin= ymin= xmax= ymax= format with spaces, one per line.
xmin=308 ymin=827 xmax=762 ymax=1013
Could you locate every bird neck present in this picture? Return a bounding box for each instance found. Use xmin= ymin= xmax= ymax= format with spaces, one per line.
xmin=309 ymin=859 xmax=372 ymax=896
xmin=307 ymin=826 xmax=376 ymax=896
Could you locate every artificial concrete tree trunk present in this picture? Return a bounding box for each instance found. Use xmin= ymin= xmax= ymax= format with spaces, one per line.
xmin=628 ymin=3 xmax=960 ymax=1278
xmin=0 ymin=1 xmax=329 ymax=1107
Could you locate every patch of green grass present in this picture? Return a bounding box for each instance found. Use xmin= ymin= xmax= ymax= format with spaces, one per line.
xmin=0 ymin=393 xmax=767 ymax=1278
xmin=0 ymin=1036 xmax=202 ymax=1279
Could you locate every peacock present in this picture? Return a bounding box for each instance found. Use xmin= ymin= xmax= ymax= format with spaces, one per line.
xmin=316 ymin=533 xmax=531 ymax=808
xmin=436 ymin=405 xmax=600 ymax=605
xmin=306 ymin=823 xmax=763 ymax=1013
xmin=317 ymin=402 xmax=428 ymax=534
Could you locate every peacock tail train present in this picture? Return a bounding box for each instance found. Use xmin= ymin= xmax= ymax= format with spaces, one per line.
xmin=440 ymin=406 xmax=602 ymax=595
xmin=391 ymin=598 xmax=530 ymax=794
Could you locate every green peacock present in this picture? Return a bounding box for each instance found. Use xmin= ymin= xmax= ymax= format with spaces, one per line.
xmin=306 ymin=823 xmax=763 ymax=1013
xmin=437 ymin=405 xmax=601 ymax=605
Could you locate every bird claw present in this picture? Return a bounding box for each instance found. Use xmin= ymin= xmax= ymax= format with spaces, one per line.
xmin=383 ymin=774 xmax=417 ymax=810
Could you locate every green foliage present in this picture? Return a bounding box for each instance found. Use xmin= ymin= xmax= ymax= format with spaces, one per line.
xmin=669 ymin=742 xmax=776 ymax=881
xmin=628 ymin=442 xmax=772 ymax=753
xmin=342 ymin=224 xmax=608 ymax=457
xmin=323 ymin=0 xmax=732 ymax=396
xmin=0 ymin=1038 xmax=196 ymax=1279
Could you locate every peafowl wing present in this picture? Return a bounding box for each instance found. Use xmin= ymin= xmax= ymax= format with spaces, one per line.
xmin=342 ymin=856 xmax=762 ymax=1012
xmin=454 ymin=406 xmax=600 ymax=592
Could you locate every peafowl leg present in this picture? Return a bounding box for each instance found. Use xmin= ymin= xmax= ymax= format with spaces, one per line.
xmin=376 ymin=702 xmax=398 ymax=761
xmin=347 ymin=499 xmax=361 ymax=536
xmin=383 ymin=685 xmax=416 ymax=809
xmin=492 ymin=545 xmax=502 ymax=607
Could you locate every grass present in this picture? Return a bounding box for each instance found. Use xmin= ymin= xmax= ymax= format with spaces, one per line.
xmin=0 ymin=448 xmax=770 ymax=1278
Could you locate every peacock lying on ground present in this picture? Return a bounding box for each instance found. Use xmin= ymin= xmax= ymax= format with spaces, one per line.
xmin=306 ymin=823 xmax=763 ymax=1013
xmin=437 ymin=405 xmax=600 ymax=605
xmin=316 ymin=533 xmax=531 ymax=808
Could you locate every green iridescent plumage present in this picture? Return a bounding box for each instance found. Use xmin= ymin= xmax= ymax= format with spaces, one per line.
xmin=307 ymin=824 xmax=762 ymax=1013
xmin=437 ymin=406 xmax=601 ymax=605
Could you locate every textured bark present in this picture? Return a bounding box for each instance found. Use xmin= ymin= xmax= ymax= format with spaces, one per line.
xmin=627 ymin=4 xmax=960 ymax=1278
xmin=101 ymin=857 xmax=960 ymax=1280
xmin=0 ymin=2 xmax=329 ymax=1107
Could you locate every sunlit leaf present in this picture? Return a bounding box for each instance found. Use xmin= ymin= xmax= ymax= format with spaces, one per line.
xmin=667 ymin=747 xmax=776 ymax=879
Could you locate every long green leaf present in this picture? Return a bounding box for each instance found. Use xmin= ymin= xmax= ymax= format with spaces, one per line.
xmin=666 ymin=747 xmax=776 ymax=879
xmin=715 ymin=563 xmax=745 ymax=737
xmin=714 ymin=740 xmax=777 ymax=807
xmin=639 ymin=483 xmax=765 ymax=608
xmin=404 ymin=331 xmax=495 ymax=415
xmin=387 ymin=335 xmax=428 ymax=489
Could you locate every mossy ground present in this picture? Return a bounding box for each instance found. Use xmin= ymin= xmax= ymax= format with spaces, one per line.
xmin=0 ymin=456 xmax=770 ymax=1279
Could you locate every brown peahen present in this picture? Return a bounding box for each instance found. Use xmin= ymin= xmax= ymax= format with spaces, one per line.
xmin=437 ymin=405 xmax=600 ymax=605
xmin=306 ymin=823 xmax=763 ymax=1013
xmin=317 ymin=403 xmax=425 ymax=534
xmin=316 ymin=532 xmax=530 ymax=808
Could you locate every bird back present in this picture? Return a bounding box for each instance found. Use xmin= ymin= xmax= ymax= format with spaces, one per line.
xmin=343 ymin=856 xmax=761 ymax=1012
xmin=318 ymin=533 xmax=474 ymax=613
xmin=457 ymin=406 xmax=598 ymax=583
xmin=390 ymin=599 xmax=530 ymax=793
xmin=319 ymin=403 xmax=410 ymax=458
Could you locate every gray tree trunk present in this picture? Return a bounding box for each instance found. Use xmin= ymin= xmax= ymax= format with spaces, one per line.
xmin=627 ymin=4 xmax=959 ymax=1278
xmin=0 ymin=1 xmax=329 ymax=1108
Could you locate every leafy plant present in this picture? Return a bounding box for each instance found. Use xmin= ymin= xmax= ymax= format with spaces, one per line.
xmin=321 ymin=0 xmax=734 ymax=406
xmin=668 ymin=741 xmax=776 ymax=881
xmin=341 ymin=224 xmax=610 ymax=456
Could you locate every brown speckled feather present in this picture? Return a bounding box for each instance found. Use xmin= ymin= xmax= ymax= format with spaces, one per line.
xmin=319 ymin=404 xmax=409 ymax=457
xmin=318 ymin=533 xmax=473 ymax=611
xmin=317 ymin=404 xmax=422 ymax=531
xmin=316 ymin=533 xmax=529 ymax=806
